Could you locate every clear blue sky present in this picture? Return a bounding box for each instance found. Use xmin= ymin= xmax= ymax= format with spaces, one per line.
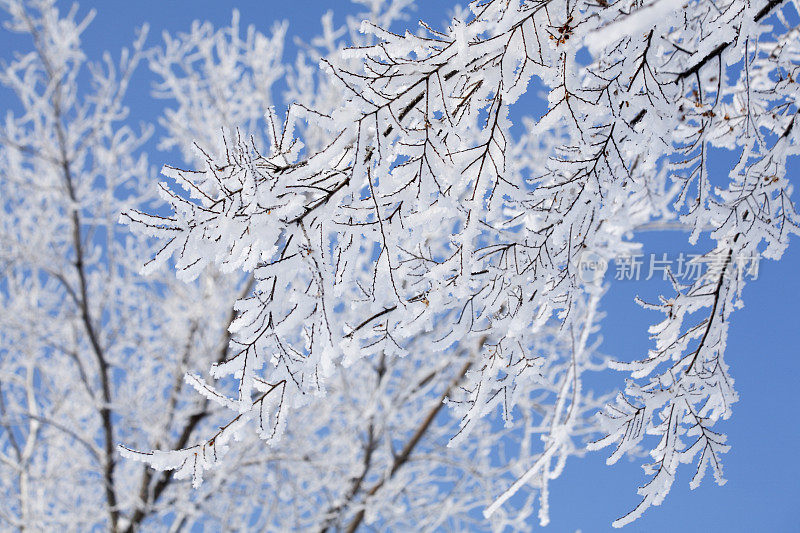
xmin=3 ymin=1 xmax=797 ymax=530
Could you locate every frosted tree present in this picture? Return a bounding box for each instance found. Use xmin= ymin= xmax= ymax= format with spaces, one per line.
xmin=0 ymin=0 xmax=605 ymax=530
xmin=2 ymin=0 xmax=798 ymax=530
xmin=123 ymin=0 xmax=800 ymax=528
xmin=0 ymin=1 xmax=282 ymax=530
xmin=124 ymin=2 xmax=613 ymax=530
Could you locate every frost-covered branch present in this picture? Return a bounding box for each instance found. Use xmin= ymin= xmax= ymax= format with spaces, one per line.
xmin=3 ymin=0 xmax=798 ymax=529
xmin=124 ymin=0 xmax=799 ymax=526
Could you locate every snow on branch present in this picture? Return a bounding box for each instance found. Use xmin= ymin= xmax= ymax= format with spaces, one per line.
xmin=117 ymin=0 xmax=800 ymax=527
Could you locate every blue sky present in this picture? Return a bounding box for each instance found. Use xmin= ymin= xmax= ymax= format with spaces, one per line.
xmin=2 ymin=1 xmax=797 ymax=530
